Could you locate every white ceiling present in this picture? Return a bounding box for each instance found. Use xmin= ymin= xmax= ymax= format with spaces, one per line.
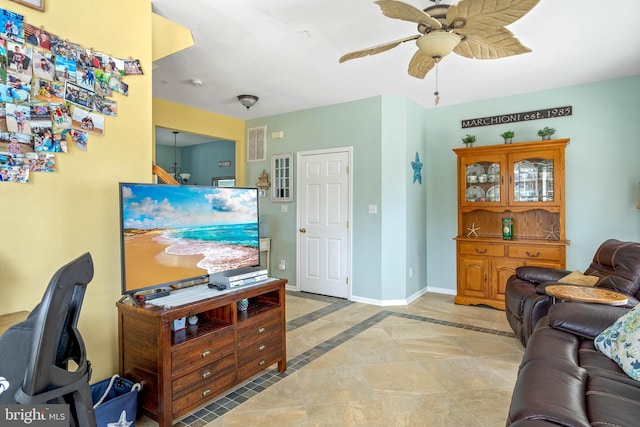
xmin=151 ymin=0 xmax=640 ymax=125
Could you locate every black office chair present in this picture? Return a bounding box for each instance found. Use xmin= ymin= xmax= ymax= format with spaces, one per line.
xmin=0 ymin=252 xmax=96 ymax=427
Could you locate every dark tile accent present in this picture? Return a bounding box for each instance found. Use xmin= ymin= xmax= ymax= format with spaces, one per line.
xmin=175 ymin=292 xmax=515 ymax=425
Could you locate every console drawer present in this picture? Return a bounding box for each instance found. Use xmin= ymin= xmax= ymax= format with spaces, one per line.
xmin=237 ymin=310 xmax=281 ymax=343
xmin=172 ymin=353 xmax=235 ymax=395
xmin=509 ymin=245 xmax=562 ymax=261
xmin=172 ymin=368 xmax=235 ymax=416
xmin=458 ymin=242 xmax=505 ymax=257
xmin=238 ymin=333 xmax=282 ymax=368
xmin=172 ymin=328 xmax=234 ymax=374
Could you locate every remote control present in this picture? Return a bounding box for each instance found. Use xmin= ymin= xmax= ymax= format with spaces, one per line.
xmin=208 ymin=282 xmax=227 ymax=291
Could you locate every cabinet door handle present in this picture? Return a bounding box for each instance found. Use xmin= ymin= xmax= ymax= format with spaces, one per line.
xmin=201 ymin=388 xmax=211 ymax=398
xmin=259 ymin=360 xmax=266 ymax=367
xmin=475 ymin=248 xmax=488 ymax=254
xmin=526 ymin=251 xmax=541 ymax=258
xmin=200 ymin=350 xmax=211 ymax=358
xmin=201 ymin=370 xmax=212 ymax=379
xmin=258 ymin=344 xmax=266 ymax=352
xmin=257 ymin=327 xmax=266 ymax=334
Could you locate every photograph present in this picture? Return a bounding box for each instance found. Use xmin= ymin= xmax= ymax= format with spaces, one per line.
xmin=50 ymin=103 xmax=71 ymax=129
xmin=6 ymin=40 xmax=31 ymax=77
xmin=75 ymin=63 xmax=95 ymax=91
xmin=49 ymin=35 xmax=81 ymax=61
xmin=0 ymin=8 xmax=24 ymax=43
xmin=0 ymin=80 xmax=30 ymax=103
xmin=5 ymin=103 xmax=31 ymax=135
xmin=108 ymin=75 xmax=128 ymax=96
xmin=99 ymin=98 xmax=117 ymax=117
xmin=64 ymin=80 xmax=95 ymax=110
xmin=94 ymin=69 xmax=112 ymax=97
xmin=0 ymin=131 xmax=33 ymax=153
xmin=0 ymin=39 xmax=7 ymax=82
xmin=123 ymin=59 xmax=143 ymax=75
xmin=31 ymin=77 xmax=64 ymax=103
xmin=24 ymin=23 xmax=50 ymax=49
xmin=71 ymin=105 xmax=104 ymax=136
xmin=32 ymin=49 xmax=54 ymax=80
xmin=54 ymin=55 xmax=77 ymax=82
xmin=70 ymin=128 xmax=87 ymax=150
xmin=25 ymin=152 xmax=55 ymax=172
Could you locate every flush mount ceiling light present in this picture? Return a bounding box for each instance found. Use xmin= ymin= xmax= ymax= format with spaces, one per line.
xmin=190 ymin=78 xmax=204 ymax=87
xmin=237 ymin=94 xmax=259 ymax=110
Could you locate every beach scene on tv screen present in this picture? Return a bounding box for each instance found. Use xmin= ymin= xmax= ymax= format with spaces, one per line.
xmin=121 ymin=184 xmax=259 ymax=292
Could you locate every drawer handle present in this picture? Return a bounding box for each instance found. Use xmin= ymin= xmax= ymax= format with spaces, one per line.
xmin=526 ymin=251 xmax=541 ymax=258
xmin=200 ymin=350 xmax=211 ymax=358
xmin=475 ymin=248 xmax=488 ymax=254
xmin=257 ymin=327 xmax=266 ymax=334
xmin=258 ymin=360 xmax=266 ymax=367
xmin=201 ymin=370 xmax=212 ymax=379
xmin=258 ymin=344 xmax=266 ymax=352
xmin=201 ymin=388 xmax=211 ymax=398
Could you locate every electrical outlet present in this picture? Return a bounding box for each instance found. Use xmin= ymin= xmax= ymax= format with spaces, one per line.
xmin=368 ymin=204 xmax=377 ymax=214
xmin=409 ymin=267 xmax=413 ymax=278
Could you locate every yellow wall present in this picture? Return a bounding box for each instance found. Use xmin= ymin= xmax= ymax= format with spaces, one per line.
xmin=0 ymin=0 xmax=153 ymax=378
xmin=152 ymin=98 xmax=246 ymax=186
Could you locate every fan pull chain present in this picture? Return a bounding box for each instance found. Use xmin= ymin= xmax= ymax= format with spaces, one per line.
xmin=434 ymin=59 xmax=440 ymax=106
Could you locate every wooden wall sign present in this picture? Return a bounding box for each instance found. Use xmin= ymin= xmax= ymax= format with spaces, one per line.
xmin=461 ymin=106 xmax=572 ymax=129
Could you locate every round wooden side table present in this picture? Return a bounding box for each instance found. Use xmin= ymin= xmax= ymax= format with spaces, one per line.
xmin=545 ymin=284 xmax=628 ymax=306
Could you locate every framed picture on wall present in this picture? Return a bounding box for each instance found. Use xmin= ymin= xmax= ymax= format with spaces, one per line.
xmin=10 ymin=0 xmax=44 ymax=12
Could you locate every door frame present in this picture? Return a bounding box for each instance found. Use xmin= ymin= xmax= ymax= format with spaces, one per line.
xmin=295 ymin=147 xmax=353 ymax=299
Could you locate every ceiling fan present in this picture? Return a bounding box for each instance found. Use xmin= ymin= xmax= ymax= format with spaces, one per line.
xmin=339 ymin=0 xmax=540 ymax=79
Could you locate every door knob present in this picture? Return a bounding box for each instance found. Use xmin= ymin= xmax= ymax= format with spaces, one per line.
xmin=299 ymin=228 xmax=306 ymax=233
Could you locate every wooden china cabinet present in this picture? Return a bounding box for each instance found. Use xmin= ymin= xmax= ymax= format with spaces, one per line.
xmin=453 ymin=139 xmax=570 ymax=310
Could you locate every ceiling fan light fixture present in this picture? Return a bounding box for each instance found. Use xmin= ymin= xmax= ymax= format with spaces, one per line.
xmin=416 ymin=31 xmax=461 ymax=59
xmin=237 ymin=94 xmax=259 ymax=110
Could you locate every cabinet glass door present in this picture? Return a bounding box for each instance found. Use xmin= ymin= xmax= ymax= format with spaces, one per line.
xmin=461 ymin=155 xmax=505 ymax=205
xmin=511 ymin=151 xmax=558 ymax=205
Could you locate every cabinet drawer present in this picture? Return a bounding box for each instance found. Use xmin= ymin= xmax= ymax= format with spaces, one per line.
xmin=172 ymin=353 xmax=235 ymax=395
xmin=458 ymin=242 xmax=505 ymax=257
xmin=172 ymin=328 xmax=234 ymax=374
xmin=238 ymin=332 xmax=282 ymax=367
xmin=237 ymin=310 xmax=282 ymax=343
xmin=172 ymin=368 xmax=235 ymax=416
xmin=509 ymin=245 xmax=562 ymax=261
xmin=237 ymin=348 xmax=282 ymax=382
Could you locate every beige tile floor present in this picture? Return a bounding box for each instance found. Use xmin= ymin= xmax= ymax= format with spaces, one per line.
xmin=138 ymin=291 xmax=524 ymax=427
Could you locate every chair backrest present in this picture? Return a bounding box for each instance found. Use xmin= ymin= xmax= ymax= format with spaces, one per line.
xmin=585 ymin=239 xmax=640 ymax=299
xmin=22 ymin=252 xmax=94 ymax=396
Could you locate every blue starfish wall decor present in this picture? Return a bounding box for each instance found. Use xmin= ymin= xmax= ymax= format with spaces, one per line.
xmin=411 ymin=152 xmax=423 ymax=184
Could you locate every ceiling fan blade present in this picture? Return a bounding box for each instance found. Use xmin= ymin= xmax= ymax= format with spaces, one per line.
xmin=375 ymin=0 xmax=442 ymax=30
xmin=339 ymin=35 xmax=419 ymax=63
xmin=453 ymin=27 xmax=531 ymax=59
xmin=448 ymin=0 xmax=540 ymax=33
xmin=408 ymin=49 xmax=436 ymax=79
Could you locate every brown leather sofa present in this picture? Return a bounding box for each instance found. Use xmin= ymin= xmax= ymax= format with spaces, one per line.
xmin=507 ymin=303 xmax=639 ymax=427
xmin=505 ymin=239 xmax=640 ymax=346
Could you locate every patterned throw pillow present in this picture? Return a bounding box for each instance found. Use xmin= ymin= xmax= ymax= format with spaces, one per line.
xmin=594 ymin=305 xmax=640 ymax=381
xmin=558 ymin=270 xmax=599 ymax=286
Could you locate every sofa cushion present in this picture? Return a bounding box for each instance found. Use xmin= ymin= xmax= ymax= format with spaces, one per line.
xmin=558 ymin=270 xmax=599 ymax=286
xmin=586 ymin=375 xmax=640 ymax=427
xmin=594 ymin=305 xmax=640 ymax=381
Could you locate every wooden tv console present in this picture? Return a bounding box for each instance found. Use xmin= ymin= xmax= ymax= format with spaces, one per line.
xmin=116 ymin=279 xmax=287 ymax=426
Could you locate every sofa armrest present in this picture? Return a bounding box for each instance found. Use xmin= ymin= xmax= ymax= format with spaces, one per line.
xmin=515 ymin=266 xmax=571 ymax=284
xmin=547 ymin=303 xmax=629 ymax=339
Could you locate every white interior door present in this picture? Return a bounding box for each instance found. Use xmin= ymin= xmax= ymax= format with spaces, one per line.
xmin=297 ymin=148 xmax=351 ymax=299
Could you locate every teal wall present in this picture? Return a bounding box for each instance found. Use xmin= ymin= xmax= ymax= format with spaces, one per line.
xmin=155 ymin=140 xmax=236 ymax=185
xmin=425 ymin=75 xmax=640 ymax=292
xmin=246 ymin=97 xmax=384 ymax=298
xmin=245 ymin=75 xmax=640 ymax=302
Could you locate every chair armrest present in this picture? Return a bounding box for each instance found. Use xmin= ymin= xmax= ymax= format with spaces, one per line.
xmin=547 ymin=303 xmax=628 ymax=339
xmin=515 ymin=266 xmax=571 ymax=284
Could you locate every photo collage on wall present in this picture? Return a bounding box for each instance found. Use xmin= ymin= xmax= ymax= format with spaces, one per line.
xmin=0 ymin=7 xmax=143 ymax=183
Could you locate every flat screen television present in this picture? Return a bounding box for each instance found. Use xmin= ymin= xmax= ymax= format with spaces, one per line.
xmin=118 ymin=183 xmax=260 ymax=295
